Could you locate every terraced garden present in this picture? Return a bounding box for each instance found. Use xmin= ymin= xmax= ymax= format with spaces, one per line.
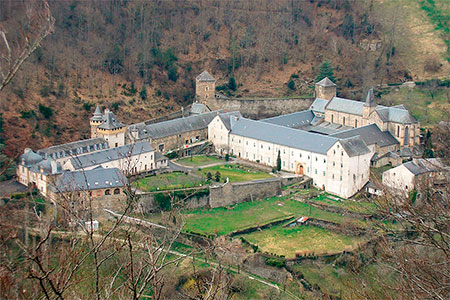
xmin=176 ymin=155 xmax=223 ymax=167
xmin=196 ymin=164 xmax=274 ymax=182
xmin=133 ymin=172 xmax=205 ymax=192
xmin=241 ymin=224 xmax=367 ymax=258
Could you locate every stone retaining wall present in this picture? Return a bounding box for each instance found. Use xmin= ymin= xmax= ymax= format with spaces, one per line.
xmin=207 ymin=96 xmax=314 ymax=119
xmin=209 ymin=177 xmax=282 ymax=208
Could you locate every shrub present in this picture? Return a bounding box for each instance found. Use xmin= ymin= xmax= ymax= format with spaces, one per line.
xmin=140 ymin=86 xmax=147 ymax=100
xmin=225 ymin=154 xmax=230 ymax=161
xmin=206 ymin=172 xmax=212 ymax=182
xmin=168 ymin=64 xmax=178 ymax=82
xmin=265 ymin=257 xmax=285 ymax=268
xmin=38 ymin=104 xmax=53 ymax=119
xmin=154 ymin=193 xmax=171 ymax=211
xmin=287 ymin=80 xmax=295 ymax=90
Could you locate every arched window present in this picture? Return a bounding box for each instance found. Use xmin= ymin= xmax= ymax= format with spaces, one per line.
xmin=114 ymin=188 xmax=120 ymax=195
xmin=105 ymin=189 xmax=111 ymax=195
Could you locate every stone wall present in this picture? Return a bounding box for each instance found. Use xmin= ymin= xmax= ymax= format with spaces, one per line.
xmin=146 ymin=128 xmax=208 ymax=153
xmin=209 ymin=178 xmax=282 ymax=208
xmin=206 ymin=96 xmax=314 ymax=119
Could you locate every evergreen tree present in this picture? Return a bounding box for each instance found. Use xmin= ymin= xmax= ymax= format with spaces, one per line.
xmin=316 ymin=60 xmax=335 ymax=82
xmin=140 ymin=86 xmax=147 ymax=100
xmin=276 ymin=150 xmax=282 ymax=172
xmin=228 ymin=76 xmax=237 ymax=91
xmin=215 ymin=171 xmax=221 ymax=182
xmin=287 ymin=80 xmax=295 ymax=90
xmin=206 ymin=172 xmax=212 ymax=182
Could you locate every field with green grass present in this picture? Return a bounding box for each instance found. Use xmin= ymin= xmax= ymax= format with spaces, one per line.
xmin=183 ymin=196 xmax=366 ymax=236
xmin=196 ymin=164 xmax=273 ymax=182
xmin=241 ymin=224 xmax=366 ymax=258
xmin=176 ymin=155 xmax=223 ymax=167
xmin=378 ymin=86 xmax=450 ymax=126
xmin=312 ymin=193 xmax=377 ymax=214
xmin=133 ymin=172 xmax=205 ymax=192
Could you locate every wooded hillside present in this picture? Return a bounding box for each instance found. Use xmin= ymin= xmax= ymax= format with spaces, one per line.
xmin=0 ymin=0 xmax=448 ymax=156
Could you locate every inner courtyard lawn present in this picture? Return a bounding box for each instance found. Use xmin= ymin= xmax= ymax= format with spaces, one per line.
xmin=176 ymin=155 xmax=223 ymax=167
xmin=241 ymin=224 xmax=366 ymax=258
xmin=183 ymin=197 xmax=366 ymax=236
xmin=196 ymin=164 xmax=273 ymax=182
xmin=133 ymin=172 xmax=205 ymax=192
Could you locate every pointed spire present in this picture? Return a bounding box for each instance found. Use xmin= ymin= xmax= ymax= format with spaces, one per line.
xmin=91 ymin=105 xmax=103 ymax=121
xmin=365 ymin=88 xmax=375 ymax=107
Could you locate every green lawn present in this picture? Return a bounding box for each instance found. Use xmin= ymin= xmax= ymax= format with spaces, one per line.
xmin=241 ymin=224 xmax=366 ymax=258
xmin=133 ymin=172 xmax=205 ymax=192
xmin=176 ymin=155 xmax=223 ymax=167
xmin=196 ymin=164 xmax=273 ymax=182
xmin=183 ymin=197 xmax=365 ymax=236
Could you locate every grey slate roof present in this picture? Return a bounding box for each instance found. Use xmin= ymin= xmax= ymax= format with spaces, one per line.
xmin=230 ymin=118 xmax=339 ymax=154
xmin=326 ymin=97 xmax=365 ymax=116
xmin=20 ymin=149 xmax=43 ymax=166
xmin=375 ymin=106 xmax=417 ymax=124
xmin=91 ymin=105 xmax=103 ymax=121
xmin=304 ymin=121 xmax=353 ymax=135
xmin=30 ymin=158 xmax=62 ymax=175
xmin=196 ymin=70 xmax=215 ymax=82
xmin=155 ymin=152 xmax=167 ymax=162
xmin=190 ymin=102 xmax=210 ymax=115
xmin=310 ymin=98 xmax=329 ymax=114
xmin=339 ymin=136 xmax=371 ymax=157
xmin=69 ymin=141 xmax=153 ymax=170
xmin=98 ymin=110 xmax=125 ymax=130
xmin=331 ymin=124 xmax=399 ymax=147
xmin=403 ymin=158 xmax=445 ymax=175
xmin=316 ymin=77 xmax=336 ymax=87
xmin=129 ymin=110 xmax=225 ymax=140
xmin=219 ymin=111 xmax=242 ymax=130
xmin=51 ymin=167 xmax=127 ymax=193
xmin=365 ymin=88 xmax=376 ymax=107
xmin=261 ymin=110 xmax=314 ymax=129
xmin=37 ymin=138 xmax=108 ymax=160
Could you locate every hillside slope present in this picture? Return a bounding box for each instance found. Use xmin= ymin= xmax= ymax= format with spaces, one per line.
xmin=0 ymin=0 xmax=448 ymax=157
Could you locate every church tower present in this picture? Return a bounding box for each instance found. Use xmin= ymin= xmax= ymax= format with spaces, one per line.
xmin=315 ymin=77 xmax=336 ymax=101
xmin=90 ymin=105 xmax=103 ymax=138
xmin=195 ymin=70 xmax=216 ymax=106
xmin=362 ymin=88 xmax=376 ymax=119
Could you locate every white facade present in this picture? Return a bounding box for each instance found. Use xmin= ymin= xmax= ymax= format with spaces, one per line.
xmin=208 ymin=116 xmax=372 ymax=198
xmin=382 ymin=164 xmax=415 ymax=193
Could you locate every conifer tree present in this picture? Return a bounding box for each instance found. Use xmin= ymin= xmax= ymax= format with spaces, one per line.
xmin=316 ymin=60 xmax=335 ymax=82
xmin=276 ymin=150 xmax=282 ymax=172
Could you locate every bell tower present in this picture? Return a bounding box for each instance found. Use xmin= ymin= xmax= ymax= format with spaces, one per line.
xmin=195 ymin=70 xmax=216 ymax=106
xmin=315 ymin=77 xmax=337 ymax=101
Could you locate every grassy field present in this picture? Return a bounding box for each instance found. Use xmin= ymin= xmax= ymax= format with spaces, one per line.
xmin=183 ymin=197 xmax=365 ymax=236
xmin=378 ymin=86 xmax=450 ymax=126
xmin=241 ymin=224 xmax=366 ymax=258
xmin=176 ymin=155 xmax=223 ymax=167
xmin=312 ymin=193 xmax=377 ymax=214
xmin=196 ymin=164 xmax=273 ymax=182
xmin=133 ymin=172 xmax=205 ymax=192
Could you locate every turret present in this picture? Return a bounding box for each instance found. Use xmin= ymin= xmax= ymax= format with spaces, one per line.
xmin=90 ymin=105 xmax=103 ymax=138
xmin=314 ymin=77 xmax=337 ymax=101
xmin=96 ymin=109 xmax=126 ymax=148
xmin=363 ymin=88 xmax=376 ymax=118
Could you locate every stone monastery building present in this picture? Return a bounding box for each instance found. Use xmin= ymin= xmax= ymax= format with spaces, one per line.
xmin=17 ymin=70 xmax=421 ymax=201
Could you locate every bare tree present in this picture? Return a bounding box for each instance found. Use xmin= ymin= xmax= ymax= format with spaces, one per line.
xmin=0 ymin=0 xmax=54 ymax=92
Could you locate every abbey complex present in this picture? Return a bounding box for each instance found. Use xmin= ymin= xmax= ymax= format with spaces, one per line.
xmin=17 ymin=71 xmax=421 ymax=203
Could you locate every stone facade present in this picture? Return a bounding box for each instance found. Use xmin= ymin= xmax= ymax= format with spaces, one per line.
xmin=209 ymin=178 xmax=282 ymax=208
xmin=209 ymin=116 xmax=373 ymax=199
xmin=196 ymin=71 xmax=216 ymax=104
xmin=144 ymin=128 xmax=207 ymax=153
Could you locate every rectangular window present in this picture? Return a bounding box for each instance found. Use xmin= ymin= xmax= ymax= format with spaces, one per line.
xmin=323 ymin=171 xmax=326 ymax=176
xmin=315 ymin=169 xmax=317 ymax=174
